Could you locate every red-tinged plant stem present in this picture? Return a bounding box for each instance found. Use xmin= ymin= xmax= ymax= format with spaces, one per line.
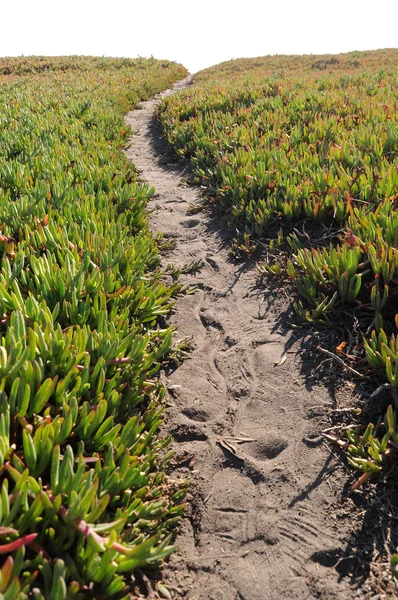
xmin=111 ymin=542 xmax=130 ymax=555
xmin=28 ymin=540 xmax=50 ymax=560
xmin=351 ymin=471 xmax=373 ymax=490
xmin=0 ymin=533 xmax=37 ymax=553
xmin=47 ymin=493 xmax=106 ymax=551
xmin=47 ymin=493 xmax=131 ymax=554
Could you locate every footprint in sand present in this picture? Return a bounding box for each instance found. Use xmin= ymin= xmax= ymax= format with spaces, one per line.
xmin=244 ymin=431 xmax=289 ymax=460
xmin=182 ymin=406 xmax=211 ymax=422
xmin=182 ymin=218 xmax=201 ymax=228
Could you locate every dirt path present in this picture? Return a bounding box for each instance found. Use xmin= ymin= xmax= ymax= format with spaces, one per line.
xmin=125 ymin=79 xmax=358 ymax=600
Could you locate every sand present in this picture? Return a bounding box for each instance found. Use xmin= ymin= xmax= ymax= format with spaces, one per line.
xmin=124 ymin=78 xmax=361 ymax=600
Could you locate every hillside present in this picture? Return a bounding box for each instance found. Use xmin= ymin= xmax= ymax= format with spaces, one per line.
xmin=158 ymin=48 xmax=398 ymax=411
xmin=154 ymin=49 xmax=398 ymax=597
xmin=0 ymin=56 xmax=188 ymax=598
xmin=0 ymin=48 xmax=397 ymax=599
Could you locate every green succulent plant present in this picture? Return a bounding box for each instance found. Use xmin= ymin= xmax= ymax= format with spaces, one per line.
xmin=0 ymin=56 xmax=188 ymax=598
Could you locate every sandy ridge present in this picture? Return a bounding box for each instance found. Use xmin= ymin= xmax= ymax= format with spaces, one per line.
xmin=124 ymin=78 xmax=358 ymax=600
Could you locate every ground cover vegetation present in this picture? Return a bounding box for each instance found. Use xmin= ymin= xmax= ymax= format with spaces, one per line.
xmin=0 ymin=56 xmax=188 ymax=598
xmin=157 ymin=50 xmax=398 ymax=486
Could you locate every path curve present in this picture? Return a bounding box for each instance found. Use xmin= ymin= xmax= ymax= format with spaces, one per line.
xmin=125 ymin=79 xmax=356 ymax=600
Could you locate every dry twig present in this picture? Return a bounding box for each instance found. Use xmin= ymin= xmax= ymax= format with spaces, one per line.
xmin=316 ymin=345 xmax=370 ymax=380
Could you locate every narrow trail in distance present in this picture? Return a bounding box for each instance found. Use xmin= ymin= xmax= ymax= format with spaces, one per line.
xmin=125 ymin=79 xmax=358 ymax=600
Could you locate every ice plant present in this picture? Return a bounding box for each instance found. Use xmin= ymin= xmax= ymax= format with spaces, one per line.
xmin=0 ymin=56 xmax=188 ymax=598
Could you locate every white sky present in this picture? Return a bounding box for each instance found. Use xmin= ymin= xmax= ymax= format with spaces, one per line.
xmin=1 ymin=0 xmax=397 ymax=73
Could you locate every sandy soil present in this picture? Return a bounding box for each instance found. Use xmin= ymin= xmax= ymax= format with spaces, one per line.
xmin=125 ymin=79 xmax=369 ymax=600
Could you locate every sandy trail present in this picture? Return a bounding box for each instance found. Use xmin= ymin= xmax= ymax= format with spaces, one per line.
xmin=125 ymin=79 xmax=357 ymax=600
